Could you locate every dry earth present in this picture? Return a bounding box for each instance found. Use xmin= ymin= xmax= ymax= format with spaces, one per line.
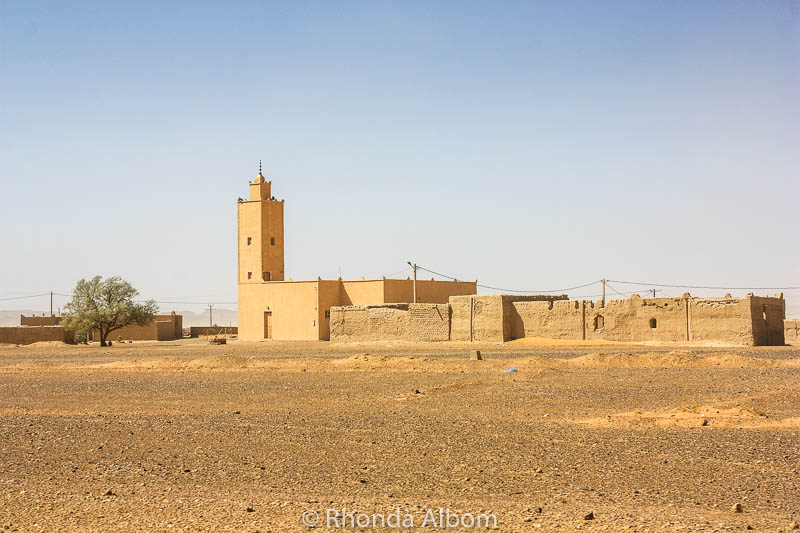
xmin=0 ymin=339 xmax=799 ymax=532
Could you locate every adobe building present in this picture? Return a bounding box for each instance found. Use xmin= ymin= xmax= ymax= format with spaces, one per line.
xmin=236 ymin=168 xmax=477 ymax=341
xmin=330 ymin=292 xmax=787 ymax=346
xmin=20 ymin=314 xmax=62 ymax=326
xmin=94 ymin=312 xmax=183 ymax=342
xmin=0 ymin=314 xmax=73 ymax=345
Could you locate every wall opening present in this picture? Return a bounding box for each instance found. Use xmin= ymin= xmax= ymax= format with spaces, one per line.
xmin=247 ymin=237 xmax=252 ymax=245
xmin=324 ymin=310 xmax=330 ymax=318
xmin=594 ymin=315 xmax=604 ymax=331
xmin=247 ymin=272 xmax=252 ymax=280
xmin=762 ymin=304 xmax=767 ymax=321
xmin=263 ymin=311 xmax=272 ymax=339
xmin=649 ymin=318 xmax=657 ymax=329
xmin=263 ymin=271 xmax=271 ymax=281
xmin=270 ymin=237 xmax=276 ymax=245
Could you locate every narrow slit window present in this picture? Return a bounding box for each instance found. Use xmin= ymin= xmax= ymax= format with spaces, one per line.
xmin=762 ymin=304 xmax=767 ymax=321
xmin=247 ymin=272 xmax=252 ymax=279
xmin=247 ymin=237 xmax=252 ymax=245
xmin=270 ymin=237 xmax=276 ymax=246
xmin=649 ymin=318 xmax=657 ymax=329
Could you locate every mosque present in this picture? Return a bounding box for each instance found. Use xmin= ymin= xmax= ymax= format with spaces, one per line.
xmin=236 ymin=166 xmax=476 ymax=340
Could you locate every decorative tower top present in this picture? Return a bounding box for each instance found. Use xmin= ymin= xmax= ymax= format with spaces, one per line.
xmin=249 ymin=159 xmax=271 ymax=199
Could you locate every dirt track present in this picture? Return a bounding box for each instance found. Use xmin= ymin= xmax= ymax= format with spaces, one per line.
xmin=1 ymin=339 xmax=799 ymax=531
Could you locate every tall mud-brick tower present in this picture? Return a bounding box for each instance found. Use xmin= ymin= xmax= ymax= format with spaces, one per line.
xmin=237 ymin=162 xmax=284 ymax=283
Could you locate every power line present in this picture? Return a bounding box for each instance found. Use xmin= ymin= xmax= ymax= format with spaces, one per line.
xmin=415 ymin=265 xmax=600 ymax=294
xmin=572 ymin=289 xmax=666 ymax=299
xmin=0 ymin=293 xmax=52 ymax=301
xmin=604 ymin=282 xmax=629 ymax=298
xmin=385 ymin=267 xmax=411 ymax=278
xmin=607 ymin=280 xmax=800 ymax=290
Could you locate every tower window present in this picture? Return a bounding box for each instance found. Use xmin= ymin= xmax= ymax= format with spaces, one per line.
xmin=270 ymin=237 xmax=276 ymax=246
xmin=324 ymin=310 xmax=330 ymax=318
xmin=649 ymin=318 xmax=657 ymax=329
xmin=247 ymin=272 xmax=252 ymax=279
xmin=762 ymin=304 xmax=767 ymax=320
xmin=247 ymin=237 xmax=252 ymax=245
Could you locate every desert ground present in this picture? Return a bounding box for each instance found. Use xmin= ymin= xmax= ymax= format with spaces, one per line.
xmin=0 ymin=338 xmax=798 ymax=532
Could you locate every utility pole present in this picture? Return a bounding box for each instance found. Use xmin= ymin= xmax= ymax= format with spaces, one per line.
xmin=601 ymin=279 xmax=606 ymax=307
xmin=208 ymin=304 xmax=214 ymax=328
xmin=407 ymin=261 xmax=418 ymax=303
xmin=50 ymin=291 xmax=53 ymax=316
xmin=652 ymin=288 xmax=657 ymax=298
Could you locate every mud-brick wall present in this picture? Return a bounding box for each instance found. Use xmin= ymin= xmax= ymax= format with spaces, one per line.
xmin=408 ymin=304 xmax=450 ymax=342
xmin=748 ymin=296 xmax=785 ymax=346
xmin=20 ymin=315 xmax=62 ymax=326
xmin=688 ymin=297 xmax=753 ymax=345
xmin=0 ymin=326 xmax=70 ymax=345
xmin=785 ymin=320 xmax=800 ymax=345
xmin=449 ymin=296 xmax=505 ymax=342
xmin=451 ymin=294 xmax=573 ymax=342
xmin=597 ymin=296 xmax=689 ymax=342
xmin=508 ymin=299 xmax=585 ymax=340
xmin=330 ymin=304 xmax=449 ymax=343
xmin=367 ymin=306 xmax=409 ymax=341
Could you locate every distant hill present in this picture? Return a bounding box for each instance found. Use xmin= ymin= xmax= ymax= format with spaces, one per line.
xmin=176 ymin=308 xmax=238 ymax=328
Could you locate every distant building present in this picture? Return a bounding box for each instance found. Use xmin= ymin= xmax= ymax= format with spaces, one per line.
xmin=20 ymin=314 xmax=62 ymax=326
xmin=236 ymin=167 xmax=476 ymax=341
xmin=95 ymin=312 xmax=183 ymax=341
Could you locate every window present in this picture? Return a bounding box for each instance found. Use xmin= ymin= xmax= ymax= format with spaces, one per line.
xmin=324 ymin=310 xmax=330 ymax=318
xmin=247 ymin=237 xmax=252 ymax=245
xmin=762 ymin=304 xmax=767 ymax=321
xmin=247 ymin=272 xmax=252 ymax=279
xmin=649 ymin=318 xmax=657 ymax=329
xmin=263 ymin=271 xmax=271 ymax=281
xmin=270 ymin=237 xmax=276 ymax=246
xmin=594 ymin=315 xmax=604 ymax=331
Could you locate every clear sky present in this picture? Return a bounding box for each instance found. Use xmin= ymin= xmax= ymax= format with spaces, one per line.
xmin=1 ymin=1 xmax=798 ymax=316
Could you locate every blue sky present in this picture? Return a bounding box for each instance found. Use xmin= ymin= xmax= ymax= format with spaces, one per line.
xmin=1 ymin=1 xmax=798 ymax=316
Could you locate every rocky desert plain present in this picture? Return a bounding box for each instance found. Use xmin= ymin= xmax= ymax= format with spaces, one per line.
xmin=0 ymin=338 xmax=798 ymax=532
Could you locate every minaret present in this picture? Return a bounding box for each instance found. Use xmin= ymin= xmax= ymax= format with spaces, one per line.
xmin=237 ymin=162 xmax=285 ymax=283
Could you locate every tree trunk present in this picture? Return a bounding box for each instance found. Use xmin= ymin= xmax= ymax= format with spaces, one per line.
xmin=100 ymin=328 xmax=107 ymax=347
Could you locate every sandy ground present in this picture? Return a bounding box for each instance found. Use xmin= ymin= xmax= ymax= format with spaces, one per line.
xmin=0 ymin=339 xmax=798 ymax=532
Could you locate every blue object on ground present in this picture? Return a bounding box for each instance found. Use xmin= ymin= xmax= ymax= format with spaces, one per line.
xmin=503 ymin=366 xmax=517 ymax=373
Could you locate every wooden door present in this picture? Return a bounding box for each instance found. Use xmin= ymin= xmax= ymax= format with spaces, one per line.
xmin=263 ymin=311 xmax=272 ymax=339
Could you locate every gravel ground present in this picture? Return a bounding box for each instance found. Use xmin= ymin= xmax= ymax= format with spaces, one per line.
xmin=0 ymin=339 xmax=798 ymax=532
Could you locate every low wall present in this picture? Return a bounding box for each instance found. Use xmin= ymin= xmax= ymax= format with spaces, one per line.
xmin=509 ymin=294 xmax=782 ymax=346
xmin=330 ymin=303 xmax=450 ymax=343
xmin=0 ymin=326 xmax=71 ymax=345
xmin=190 ymin=326 xmax=238 ymax=337
xmin=785 ymin=320 xmax=800 ymax=345
xmin=20 ymin=315 xmax=62 ymax=326
xmin=450 ymin=294 xmax=571 ymax=342
xmin=333 ymin=294 xmax=785 ymax=346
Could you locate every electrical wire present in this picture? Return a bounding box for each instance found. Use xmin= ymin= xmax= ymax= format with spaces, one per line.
xmin=0 ymin=293 xmax=51 ymax=301
xmin=415 ymin=265 xmax=600 ymax=294
xmin=607 ymin=280 xmax=800 ymax=290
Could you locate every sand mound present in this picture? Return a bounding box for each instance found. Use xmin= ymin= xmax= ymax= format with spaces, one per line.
xmin=21 ymin=341 xmax=68 ymax=347
xmin=185 ymin=355 xmax=251 ymax=369
xmin=565 ymin=351 xmax=800 ymax=368
xmin=576 ymin=404 xmax=800 ymax=428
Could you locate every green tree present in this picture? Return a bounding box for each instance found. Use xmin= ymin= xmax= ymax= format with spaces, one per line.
xmin=62 ymin=276 xmax=158 ymax=347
